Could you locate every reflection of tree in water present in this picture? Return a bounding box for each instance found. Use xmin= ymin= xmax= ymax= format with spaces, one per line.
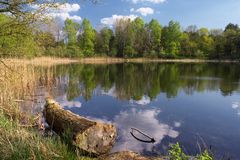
xmin=45 ymin=63 xmax=240 ymax=101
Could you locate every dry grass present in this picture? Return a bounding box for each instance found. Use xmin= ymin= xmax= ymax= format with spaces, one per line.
xmin=2 ymin=57 xmax=79 ymax=66
xmin=1 ymin=56 xmax=239 ymax=67
xmin=0 ymin=59 xmax=95 ymax=160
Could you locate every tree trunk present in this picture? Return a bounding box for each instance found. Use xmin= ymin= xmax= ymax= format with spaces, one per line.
xmin=44 ymin=98 xmax=117 ymax=156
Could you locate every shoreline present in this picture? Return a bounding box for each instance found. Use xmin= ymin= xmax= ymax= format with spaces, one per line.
xmin=1 ymin=57 xmax=239 ymax=66
xmin=78 ymin=57 xmax=240 ymax=64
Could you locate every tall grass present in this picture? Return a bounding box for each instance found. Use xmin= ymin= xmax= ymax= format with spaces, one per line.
xmin=0 ymin=59 xmax=94 ymax=160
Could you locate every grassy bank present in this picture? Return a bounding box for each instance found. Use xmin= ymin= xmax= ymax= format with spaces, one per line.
xmin=1 ymin=56 xmax=239 ymax=66
xmin=0 ymin=113 xmax=94 ymax=160
xmin=78 ymin=57 xmax=240 ymax=64
xmin=0 ymin=59 xmax=95 ymax=159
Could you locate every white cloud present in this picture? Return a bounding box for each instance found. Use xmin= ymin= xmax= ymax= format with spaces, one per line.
xmin=132 ymin=0 xmax=166 ymax=4
xmin=57 ymin=3 xmax=80 ymax=12
xmin=232 ymin=102 xmax=240 ymax=115
xmin=48 ymin=3 xmax=81 ymax=22
xmin=130 ymin=8 xmax=135 ymax=12
xmin=31 ymin=3 xmax=81 ymax=22
xmin=101 ymin=14 xmax=138 ymax=26
xmin=174 ymin=121 xmax=181 ymax=127
xmin=47 ymin=12 xmax=82 ymax=22
xmin=135 ymin=7 xmax=154 ymax=16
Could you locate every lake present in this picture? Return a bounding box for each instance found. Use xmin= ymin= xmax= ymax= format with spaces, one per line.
xmin=39 ymin=62 xmax=240 ymax=159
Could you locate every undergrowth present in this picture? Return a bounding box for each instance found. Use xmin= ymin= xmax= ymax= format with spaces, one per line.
xmin=169 ymin=143 xmax=213 ymax=160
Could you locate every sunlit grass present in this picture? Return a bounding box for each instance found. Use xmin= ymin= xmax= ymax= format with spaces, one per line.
xmin=0 ymin=59 xmax=95 ymax=160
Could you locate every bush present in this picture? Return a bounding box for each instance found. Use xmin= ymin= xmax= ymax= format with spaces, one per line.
xmin=169 ymin=143 xmax=213 ymax=160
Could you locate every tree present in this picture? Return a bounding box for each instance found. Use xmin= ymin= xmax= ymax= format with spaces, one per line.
xmin=162 ymin=21 xmax=182 ymax=56
xmin=197 ymin=28 xmax=214 ymax=56
xmin=0 ymin=14 xmax=41 ymax=57
xmin=115 ymin=18 xmax=135 ymax=57
xmin=0 ymin=0 xmax=98 ymax=17
xmin=35 ymin=31 xmax=56 ymax=49
xmin=131 ymin=17 xmax=145 ymax=56
xmin=224 ymin=23 xmax=239 ymax=32
xmin=79 ymin=18 xmax=96 ymax=56
xmin=64 ymin=19 xmax=80 ymax=45
xmin=180 ymin=32 xmax=198 ymax=57
xmin=95 ymin=27 xmax=113 ymax=55
xmin=146 ymin=19 xmax=162 ymax=56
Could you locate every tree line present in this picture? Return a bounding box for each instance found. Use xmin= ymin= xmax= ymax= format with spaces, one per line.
xmin=0 ymin=13 xmax=240 ymax=59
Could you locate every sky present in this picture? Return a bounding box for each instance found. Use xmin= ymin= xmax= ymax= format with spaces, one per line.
xmin=50 ymin=0 xmax=240 ymax=29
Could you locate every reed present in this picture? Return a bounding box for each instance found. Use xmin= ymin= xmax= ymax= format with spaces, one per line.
xmin=0 ymin=59 xmax=94 ymax=160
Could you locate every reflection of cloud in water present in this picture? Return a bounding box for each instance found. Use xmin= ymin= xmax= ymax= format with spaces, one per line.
xmin=56 ymin=94 xmax=81 ymax=108
xmin=112 ymin=108 xmax=179 ymax=153
xmin=174 ymin=121 xmax=181 ymax=127
xmin=232 ymin=102 xmax=240 ymax=115
xmin=130 ymin=96 xmax=151 ymax=106
xmin=102 ymin=86 xmax=116 ymax=97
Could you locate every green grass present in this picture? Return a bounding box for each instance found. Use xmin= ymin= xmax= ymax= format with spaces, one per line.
xmin=169 ymin=143 xmax=213 ymax=160
xmin=0 ymin=113 xmax=95 ymax=160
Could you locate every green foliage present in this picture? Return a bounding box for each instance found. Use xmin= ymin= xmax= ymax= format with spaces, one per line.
xmin=114 ymin=19 xmax=135 ymax=57
xmin=162 ymin=21 xmax=182 ymax=55
xmin=1 ymin=12 xmax=240 ymax=60
xmin=95 ymin=27 xmax=113 ymax=55
xmin=0 ymin=14 xmax=42 ymax=57
xmin=132 ymin=17 xmax=145 ymax=55
xmin=147 ymin=19 xmax=162 ymax=54
xmin=169 ymin=143 xmax=189 ymax=160
xmin=79 ymin=19 xmax=96 ymax=56
xmin=197 ymin=151 xmax=213 ymax=160
xmin=64 ymin=19 xmax=81 ymax=45
xmin=169 ymin=143 xmax=213 ymax=160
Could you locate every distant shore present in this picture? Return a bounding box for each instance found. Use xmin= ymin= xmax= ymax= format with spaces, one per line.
xmin=2 ymin=57 xmax=239 ymax=66
xmin=78 ymin=57 xmax=240 ymax=64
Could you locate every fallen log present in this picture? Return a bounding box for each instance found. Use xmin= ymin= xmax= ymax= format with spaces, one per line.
xmin=43 ymin=98 xmax=117 ymax=156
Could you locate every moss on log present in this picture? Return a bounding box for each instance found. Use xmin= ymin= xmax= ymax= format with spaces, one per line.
xmin=44 ymin=98 xmax=117 ymax=156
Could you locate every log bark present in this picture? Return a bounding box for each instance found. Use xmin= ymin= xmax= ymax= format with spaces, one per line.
xmin=43 ymin=98 xmax=117 ymax=156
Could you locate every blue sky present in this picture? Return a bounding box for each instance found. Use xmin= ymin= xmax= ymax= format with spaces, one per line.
xmin=55 ymin=0 xmax=240 ymax=29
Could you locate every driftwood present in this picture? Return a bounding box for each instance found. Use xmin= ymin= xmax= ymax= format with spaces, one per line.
xmin=44 ymin=98 xmax=117 ymax=156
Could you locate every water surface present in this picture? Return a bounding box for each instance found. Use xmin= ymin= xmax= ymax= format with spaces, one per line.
xmin=44 ymin=63 xmax=240 ymax=159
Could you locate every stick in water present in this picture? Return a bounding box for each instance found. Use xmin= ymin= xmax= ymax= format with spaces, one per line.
xmin=130 ymin=127 xmax=156 ymax=143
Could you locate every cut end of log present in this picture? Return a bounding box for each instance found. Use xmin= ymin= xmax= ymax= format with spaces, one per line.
xmin=44 ymin=99 xmax=117 ymax=156
xmin=74 ymin=122 xmax=116 ymax=155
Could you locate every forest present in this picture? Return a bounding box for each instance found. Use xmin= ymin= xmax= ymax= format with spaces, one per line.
xmin=0 ymin=1 xmax=240 ymax=59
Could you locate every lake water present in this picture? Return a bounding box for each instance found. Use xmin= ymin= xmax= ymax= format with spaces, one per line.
xmin=43 ymin=62 xmax=240 ymax=159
